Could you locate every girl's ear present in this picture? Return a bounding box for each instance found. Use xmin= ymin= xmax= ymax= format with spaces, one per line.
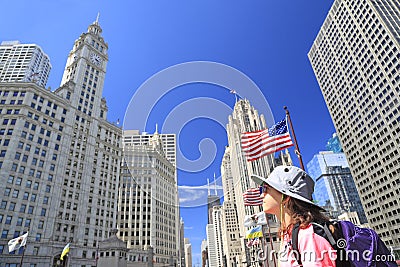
xmin=282 ymin=195 xmax=291 ymax=205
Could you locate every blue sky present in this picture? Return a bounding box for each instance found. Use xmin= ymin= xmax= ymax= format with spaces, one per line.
xmin=1 ymin=0 xmax=336 ymax=265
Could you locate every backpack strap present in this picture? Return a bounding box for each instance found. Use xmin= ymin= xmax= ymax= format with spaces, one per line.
xmin=291 ymin=222 xmax=337 ymax=266
xmin=311 ymin=222 xmax=337 ymax=248
xmin=291 ymin=223 xmax=302 ymax=266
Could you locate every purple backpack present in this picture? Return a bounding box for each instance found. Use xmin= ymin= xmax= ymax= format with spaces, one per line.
xmin=292 ymin=220 xmax=397 ymax=267
xmin=338 ymin=220 xmax=397 ymax=267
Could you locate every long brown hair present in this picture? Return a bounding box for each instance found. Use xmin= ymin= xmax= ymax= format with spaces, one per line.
xmin=283 ymin=195 xmax=330 ymax=231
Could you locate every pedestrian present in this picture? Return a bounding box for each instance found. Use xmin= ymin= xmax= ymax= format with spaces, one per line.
xmin=252 ymin=165 xmax=336 ymax=267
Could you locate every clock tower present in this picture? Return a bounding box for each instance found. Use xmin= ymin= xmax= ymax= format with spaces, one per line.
xmin=50 ymin=16 xmax=122 ymax=266
xmin=59 ymin=14 xmax=108 ymax=117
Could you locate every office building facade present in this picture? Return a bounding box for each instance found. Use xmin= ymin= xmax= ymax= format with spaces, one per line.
xmin=119 ymin=130 xmax=179 ymax=265
xmin=0 ymin=18 xmax=122 ymax=266
xmin=184 ymin=238 xmax=192 ymax=267
xmin=206 ymin=206 xmax=224 ymax=267
xmin=308 ymin=0 xmax=400 ymax=248
xmin=307 ymin=151 xmax=367 ymax=223
xmin=220 ymin=147 xmax=242 ymax=267
xmin=0 ymin=41 xmax=51 ymax=87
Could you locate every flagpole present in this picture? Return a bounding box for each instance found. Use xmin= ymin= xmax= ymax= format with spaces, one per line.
xmin=19 ymin=245 xmax=26 ymax=267
xmin=284 ymin=106 xmax=305 ymax=170
xmin=95 ymin=242 xmax=99 ymax=267
xmin=265 ymin=218 xmax=277 ymax=267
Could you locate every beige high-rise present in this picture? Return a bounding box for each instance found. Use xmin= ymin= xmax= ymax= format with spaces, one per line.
xmin=220 ymin=147 xmax=243 ymax=267
xmin=119 ymin=130 xmax=179 ymax=265
xmin=225 ymin=99 xmax=291 ymax=266
xmin=0 ymin=18 xmax=122 ymax=266
xmin=308 ymin=0 xmax=400 ymax=250
xmin=0 ymin=41 xmax=51 ymax=87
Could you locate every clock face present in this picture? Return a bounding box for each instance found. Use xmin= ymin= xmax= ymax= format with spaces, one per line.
xmin=89 ymin=53 xmax=102 ymax=66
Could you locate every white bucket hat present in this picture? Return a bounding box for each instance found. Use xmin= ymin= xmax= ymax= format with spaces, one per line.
xmin=251 ymin=165 xmax=321 ymax=208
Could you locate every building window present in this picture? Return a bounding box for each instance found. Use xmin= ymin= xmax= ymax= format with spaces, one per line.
xmin=5 ymin=216 xmax=12 ymax=224
xmin=20 ymin=204 xmax=26 ymax=213
xmin=4 ymin=188 xmax=11 ymax=197
xmin=27 ymin=206 xmax=34 ymax=214
xmin=9 ymin=203 xmax=15 ymax=211
xmin=1 ymin=230 xmax=8 ymax=238
xmin=12 ymin=190 xmax=19 ymax=198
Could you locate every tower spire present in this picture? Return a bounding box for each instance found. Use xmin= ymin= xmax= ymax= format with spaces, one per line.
xmin=207 ymin=178 xmax=210 ymax=196
xmin=96 ymin=12 xmax=100 ymax=24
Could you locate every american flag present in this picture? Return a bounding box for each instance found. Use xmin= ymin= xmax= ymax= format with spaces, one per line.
xmin=241 ymin=118 xmax=293 ymax=161
xmin=243 ymin=187 xmax=263 ymax=206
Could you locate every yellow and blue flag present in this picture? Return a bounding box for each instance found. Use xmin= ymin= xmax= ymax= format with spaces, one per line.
xmin=245 ymin=225 xmax=263 ymax=239
xmin=60 ymin=243 xmax=70 ymax=260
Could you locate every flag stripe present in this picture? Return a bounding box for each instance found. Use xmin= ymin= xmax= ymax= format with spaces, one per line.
xmin=241 ymin=118 xmax=294 ymax=161
xmin=242 ymin=133 xmax=293 ymax=153
xmin=245 ymin=143 xmax=294 ymax=162
xmin=241 ymin=131 xmax=291 ymax=148
xmin=243 ymin=188 xmax=263 ymax=206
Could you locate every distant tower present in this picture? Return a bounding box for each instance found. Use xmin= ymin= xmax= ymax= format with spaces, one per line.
xmin=179 ymin=218 xmax=186 ymax=267
xmin=308 ymin=0 xmax=400 ymax=247
xmin=326 ymin=133 xmax=343 ymax=153
xmin=184 ymin=238 xmax=192 ymax=267
xmin=307 ymin=151 xmax=367 ymax=224
xmin=207 ymin=178 xmax=220 ymax=224
xmin=206 ymin=206 xmax=224 ymax=267
xmin=220 ymin=147 xmax=242 ymax=267
xmin=0 ymin=40 xmax=51 ymax=87
xmin=201 ymin=239 xmax=208 ymax=267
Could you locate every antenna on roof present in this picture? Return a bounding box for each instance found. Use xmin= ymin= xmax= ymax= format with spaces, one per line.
xmin=213 ymin=173 xmax=217 ymax=195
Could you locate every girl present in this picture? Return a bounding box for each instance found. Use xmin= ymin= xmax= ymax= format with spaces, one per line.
xmin=252 ymin=165 xmax=337 ymax=267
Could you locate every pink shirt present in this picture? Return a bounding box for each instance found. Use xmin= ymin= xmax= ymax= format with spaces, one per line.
xmin=277 ymin=224 xmax=336 ymax=267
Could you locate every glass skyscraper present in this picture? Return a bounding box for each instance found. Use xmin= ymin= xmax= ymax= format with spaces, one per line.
xmin=307 ymin=151 xmax=367 ymax=224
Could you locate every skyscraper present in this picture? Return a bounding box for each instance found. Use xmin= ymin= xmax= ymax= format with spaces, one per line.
xmin=308 ymin=0 xmax=400 ymax=248
xmin=207 ymin=180 xmax=220 ymax=225
xmin=122 ymin=129 xmax=176 ymax=166
xmin=179 ymin=218 xmax=186 ymax=267
xmin=326 ymin=133 xmax=343 ymax=153
xmin=184 ymin=238 xmax=192 ymax=267
xmin=206 ymin=206 xmax=224 ymax=267
xmin=225 ymin=99 xmax=291 ymax=265
xmin=119 ymin=129 xmax=179 ymax=265
xmin=307 ymin=151 xmax=367 ymax=224
xmin=0 ymin=41 xmax=51 ymax=87
xmin=0 ymin=17 xmax=122 ymax=266
xmin=220 ymin=147 xmax=242 ymax=267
